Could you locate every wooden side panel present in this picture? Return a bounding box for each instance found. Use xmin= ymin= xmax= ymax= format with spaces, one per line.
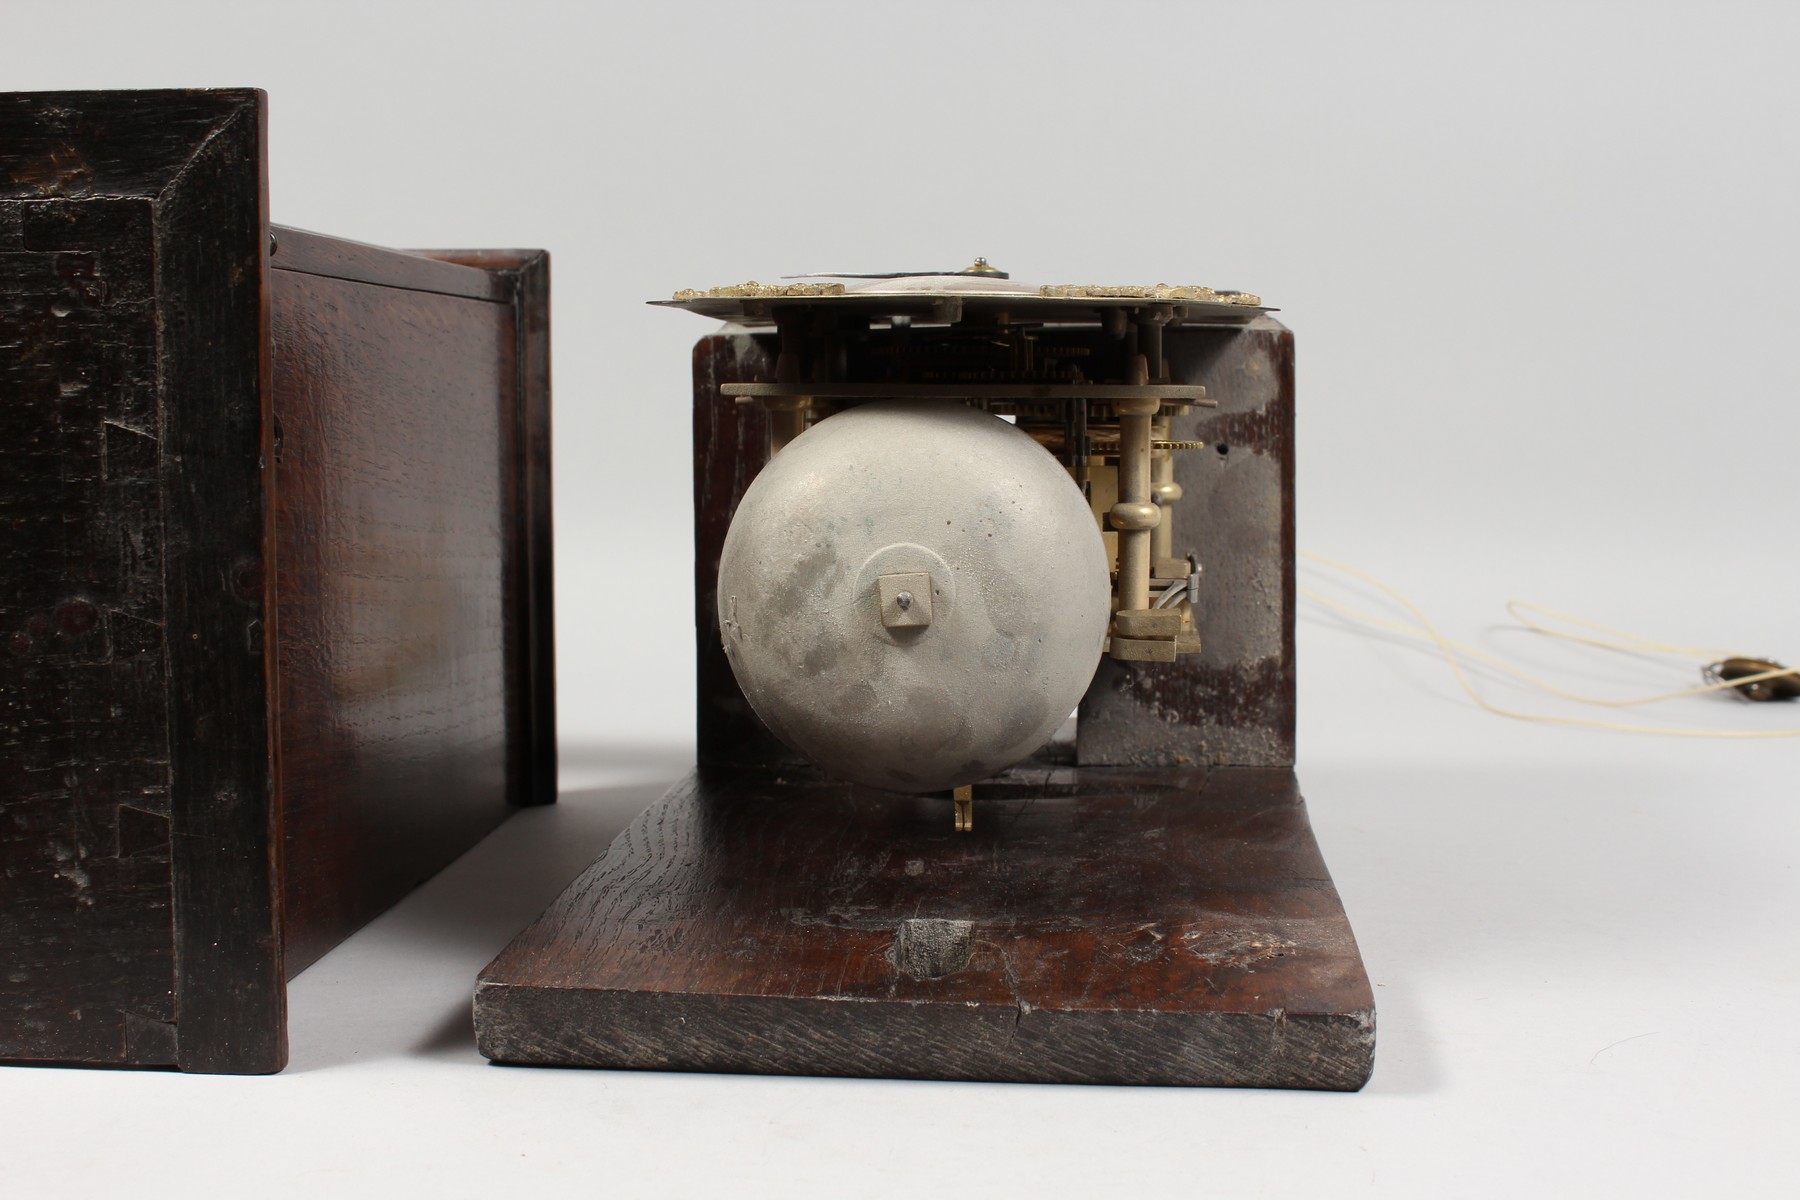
xmin=414 ymin=248 xmax=555 ymax=808
xmin=270 ymin=268 xmax=524 ymax=976
xmin=1080 ymin=317 xmax=1297 ymax=767
xmin=509 ymin=253 xmax=555 ymax=807
xmin=0 ymin=197 xmax=177 ymax=1066
xmin=0 ymin=87 xmax=276 ymax=1072
xmin=691 ymin=333 xmax=790 ymax=767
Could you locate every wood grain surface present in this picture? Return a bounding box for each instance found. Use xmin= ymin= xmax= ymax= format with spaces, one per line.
xmin=1 ymin=87 xmax=275 ymax=1071
xmin=272 ymin=225 xmax=511 ymax=303
xmin=1 ymin=145 xmax=182 ymax=1070
xmin=477 ymin=763 xmax=1375 ymax=1089
xmin=416 ymin=248 xmax=555 ymax=807
xmin=270 ymin=266 xmax=520 ymax=976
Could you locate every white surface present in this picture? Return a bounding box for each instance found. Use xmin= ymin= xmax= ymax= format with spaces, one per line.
xmin=5 ymin=2 xmax=1799 ymax=1196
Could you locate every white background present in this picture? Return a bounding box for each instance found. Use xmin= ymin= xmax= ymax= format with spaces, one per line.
xmin=5 ymin=2 xmax=1799 ymax=1196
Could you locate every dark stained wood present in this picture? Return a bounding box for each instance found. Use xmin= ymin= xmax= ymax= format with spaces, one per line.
xmin=149 ymin=88 xmax=283 ymax=1076
xmin=1 ymin=150 xmax=179 ymax=1070
xmin=269 ymin=263 xmax=533 ymax=975
xmin=272 ymin=225 xmax=511 ymax=304
xmin=690 ymin=332 xmax=796 ymax=769
xmin=1 ymin=88 xmax=554 ymax=1072
xmin=477 ymin=763 xmax=1375 ymax=1089
xmin=1 ymin=87 xmax=275 ymax=1073
xmin=1080 ymin=319 xmax=1298 ymax=768
xmin=417 ymin=248 xmax=555 ymax=806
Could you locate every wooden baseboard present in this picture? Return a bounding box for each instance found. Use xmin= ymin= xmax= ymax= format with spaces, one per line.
xmin=477 ymin=764 xmax=1374 ymax=1089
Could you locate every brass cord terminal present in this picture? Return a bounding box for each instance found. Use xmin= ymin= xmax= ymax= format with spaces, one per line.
xmin=1705 ymin=657 xmax=1800 ymax=702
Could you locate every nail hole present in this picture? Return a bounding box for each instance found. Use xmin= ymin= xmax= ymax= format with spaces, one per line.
xmin=1216 ymin=443 xmax=1230 ymax=457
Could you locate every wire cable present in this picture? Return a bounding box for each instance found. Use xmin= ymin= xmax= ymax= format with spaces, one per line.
xmin=1299 ymin=550 xmax=1800 ymax=739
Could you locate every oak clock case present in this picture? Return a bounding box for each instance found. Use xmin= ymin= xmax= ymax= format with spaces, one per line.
xmin=477 ymin=265 xmax=1375 ymax=1090
xmin=0 ymin=88 xmax=555 ymax=1074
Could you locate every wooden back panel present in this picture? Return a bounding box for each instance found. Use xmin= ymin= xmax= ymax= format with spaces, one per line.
xmin=691 ymin=320 xmax=1295 ymax=771
xmin=1079 ymin=319 xmax=1297 ymax=767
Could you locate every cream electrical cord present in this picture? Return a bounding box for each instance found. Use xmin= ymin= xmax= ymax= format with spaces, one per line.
xmin=1299 ymin=551 xmax=1800 ymax=739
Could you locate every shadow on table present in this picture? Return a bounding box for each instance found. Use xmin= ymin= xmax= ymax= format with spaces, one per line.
xmin=284 ymin=742 xmax=690 ymax=1072
xmin=294 ymin=741 xmax=1747 ymax=1097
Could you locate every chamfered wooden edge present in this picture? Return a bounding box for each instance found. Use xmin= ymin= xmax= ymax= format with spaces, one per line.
xmin=159 ymin=89 xmax=285 ymax=1074
xmin=418 ymin=248 xmax=557 ymax=807
xmin=135 ymin=89 xmax=287 ymax=1074
xmin=271 ymin=226 xmax=511 ymax=303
